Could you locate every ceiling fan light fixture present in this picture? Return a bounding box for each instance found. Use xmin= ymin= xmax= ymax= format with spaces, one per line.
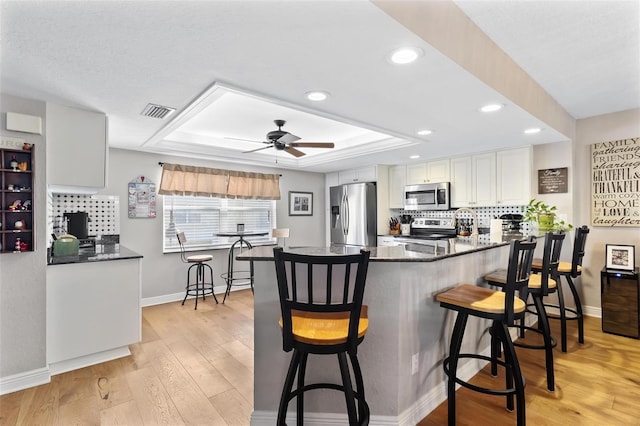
xmin=524 ymin=127 xmax=542 ymax=134
xmin=306 ymin=91 xmax=330 ymax=101
xmin=389 ymin=47 xmax=423 ymax=65
xmin=410 ymin=155 xmax=421 ymax=159
xmin=480 ymin=103 xmax=504 ymax=113
xmin=417 ymin=129 xmax=432 ymax=136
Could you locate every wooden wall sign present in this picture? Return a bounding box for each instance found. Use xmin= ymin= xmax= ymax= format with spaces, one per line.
xmin=538 ymin=167 xmax=568 ymax=194
xmin=590 ymin=137 xmax=640 ymax=227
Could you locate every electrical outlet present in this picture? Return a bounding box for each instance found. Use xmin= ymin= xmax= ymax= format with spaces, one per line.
xmin=411 ymin=353 xmax=419 ymax=375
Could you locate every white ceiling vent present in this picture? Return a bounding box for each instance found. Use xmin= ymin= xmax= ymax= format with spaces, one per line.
xmin=141 ymin=103 xmax=176 ymax=119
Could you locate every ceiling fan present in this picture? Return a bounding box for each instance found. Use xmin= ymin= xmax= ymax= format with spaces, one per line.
xmin=227 ymin=119 xmax=335 ymax=157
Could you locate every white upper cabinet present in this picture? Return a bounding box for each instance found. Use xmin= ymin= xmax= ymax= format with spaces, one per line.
xmin=338 ymin=166 xmax=377 ymax=184
xmin=388 ymin=165 xmax=406 ymax=209
xmin=496 ymin=146 xmax=532 ymax=206
xmin=427 ymin=159 xmax=450 ymax=183
xmin=46 ymin=103 xmax=108 ymax=193
xmin=450 ymin=153 xmax=496 ymax=207
xmin=406 ymin=160 xmax=450 ymax=185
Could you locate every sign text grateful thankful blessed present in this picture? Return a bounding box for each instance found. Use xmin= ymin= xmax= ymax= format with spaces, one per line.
xmin=591 ymin=137 xmax=640 ymax=227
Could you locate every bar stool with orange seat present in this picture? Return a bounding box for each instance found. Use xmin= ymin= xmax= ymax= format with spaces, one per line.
xmin=485 ymin=231 xmax=565 ymax=392
xmin=273 ymin=247 xmax=371 ymax=426
xmin=436 ymin=238 xmax=536 ymax=426
xmin=532 ymin=225 xmax=589 ymax=352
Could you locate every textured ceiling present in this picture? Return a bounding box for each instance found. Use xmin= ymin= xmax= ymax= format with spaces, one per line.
xmin=1 ymin=1 xmax=638 ymax=172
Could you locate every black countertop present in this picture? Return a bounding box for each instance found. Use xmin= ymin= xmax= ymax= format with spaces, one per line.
xmin=48 ymin=244 xmax=143 ymax=265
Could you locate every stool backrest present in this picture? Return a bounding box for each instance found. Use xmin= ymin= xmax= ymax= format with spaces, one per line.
xmin=570 ymin=225 xmax=590 ymax=277
xmin=273 ymin=247 xmax=371 ymax=353
xmin=176 ymin=230 xmax=188 ymax=263
xmin=539 ymin=231 xmax=566 ymax=296
xmin=504 ymin=237 xmax=537 ymax=325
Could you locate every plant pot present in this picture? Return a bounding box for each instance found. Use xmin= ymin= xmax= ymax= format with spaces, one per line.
xmin=537 ymin=213 xmax=555 ymax=231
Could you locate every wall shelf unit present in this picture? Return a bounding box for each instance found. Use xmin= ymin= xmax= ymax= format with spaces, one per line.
xmin=1 ymin=147 xmax=35 ymax=253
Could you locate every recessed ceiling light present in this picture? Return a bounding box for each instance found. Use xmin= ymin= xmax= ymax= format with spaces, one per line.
xmin=410 ymin=155 xmax=421 ymax=159
xmin=389 ymin=47 xmax=423 ymax=65
xmin=417 ymin=129 xmax=432 ymax=136
xmin=524 ymin=127 xmax=542 ymax=134
xmin=305 ymin=91 xmax=329 ymax=101
xmin=480 ymin=104 xmax=503 ymax=113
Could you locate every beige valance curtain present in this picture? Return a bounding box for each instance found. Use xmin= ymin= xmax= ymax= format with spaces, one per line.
xmin=158 ymin=163 xmax=281 ymax=200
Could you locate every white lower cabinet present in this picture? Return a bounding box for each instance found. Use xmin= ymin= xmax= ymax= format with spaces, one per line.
xmin=47 ymin=259 xmax=141 ymax=373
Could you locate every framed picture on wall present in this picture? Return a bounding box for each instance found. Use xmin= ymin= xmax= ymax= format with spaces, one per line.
xmin=605 ymin=244 xmax=635 ymax=271
xmin=288 ymin=191 xmax=313 ymax=216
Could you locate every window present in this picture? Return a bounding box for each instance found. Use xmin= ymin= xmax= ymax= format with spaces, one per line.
xmin=163 ymin=195 xmax=276 ymax=252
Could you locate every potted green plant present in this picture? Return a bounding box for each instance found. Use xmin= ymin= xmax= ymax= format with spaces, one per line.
xmin=522 ymin=199 xmax=573 ymax=232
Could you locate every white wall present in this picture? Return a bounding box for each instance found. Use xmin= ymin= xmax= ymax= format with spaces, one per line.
xmin=0 ymin=95 xmax=48 ymax=378
xmin=99 ymin=149 xmax=326 ymax=301
xmin=574 ymin=108 xmax=640 ymax=311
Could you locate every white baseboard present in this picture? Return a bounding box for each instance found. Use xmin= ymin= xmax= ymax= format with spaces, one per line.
xmin=48 ymin=346 xmax=131 ymax=376
xmin=141 ymin=285 xmax=252 ymax=307
xmin=0 ymin=367 xmax=50 ymax=396
xmin=583 ymin=304 xmax=601 ymax=318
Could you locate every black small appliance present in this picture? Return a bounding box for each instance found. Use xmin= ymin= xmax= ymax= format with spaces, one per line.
xmin=64 ymin=211 xmax=89 ymax=239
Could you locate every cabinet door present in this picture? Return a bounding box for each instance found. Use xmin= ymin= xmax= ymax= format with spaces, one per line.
xmin=497 ymin=147 xmax=531 ymax=205
xmin=388 ymin=165 xmax=406 ymax=209
xmin=472 ymin=153 xmax=497 ymax=206
xmin=46 ymin=103 xmax=108 ymax=191
xmin=450 ymin=156 xmax=472 ymax=208
xmin=338 ymin=166 xmax=377 ymax=184
xmin=427 ymin=159 xmax=450 ymax=183
xmin=406 ymin=163 xmax=427 ymax=185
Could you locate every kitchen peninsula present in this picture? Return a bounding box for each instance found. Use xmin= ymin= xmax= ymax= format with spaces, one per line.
xmin=240 ymin=237 xmax=515 ymax=424
xmin=47 ymin=245 xmax=142 ymax=375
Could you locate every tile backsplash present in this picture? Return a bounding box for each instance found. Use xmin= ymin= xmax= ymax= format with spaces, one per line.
xmin=49 ymin=194 xmax=120 ymax=237
xmin=397 ymin=205 xmax=527 ymax=230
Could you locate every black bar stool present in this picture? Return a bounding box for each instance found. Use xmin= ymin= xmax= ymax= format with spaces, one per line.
xmin=532 ymin=225 xmax=589 ymax=352
xmin=273 ymin=247 xmax=371 ymax=426
xmin=436 ymin=238 xmax=536 ymax=426
xmin=177 ymin=231 xmax=217 ymax=309
xmin=485 ymin=232 xmax=565 ymax=392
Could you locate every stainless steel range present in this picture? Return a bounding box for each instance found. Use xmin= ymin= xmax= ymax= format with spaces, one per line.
xmin=408 ymin=218 xmax=457 ymax=240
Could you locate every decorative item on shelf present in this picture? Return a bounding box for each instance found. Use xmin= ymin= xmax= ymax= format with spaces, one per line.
xmin=389 ymin=217 xmax=400 ymax=235
xmin=522 ymin=199 xmax=573 ymax=232
xmin=605 ymin=244 xmax=636 ymax=271
xmin=18 ymin=161 xmax=28 ymax=171
xmin=14 ymin=219 xmax=26 ymax=230
xmin=9 ymin=156 xmax=18 ymax=170
xmin=22 ymin=200 xmax=32 ymax=210
xmin=7 ymin=184 xmax=14 ymax=191
xmin=8 ymin=200 xmax=22 ymax=211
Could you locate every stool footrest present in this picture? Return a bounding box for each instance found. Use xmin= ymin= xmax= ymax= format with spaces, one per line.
xmin=443 ymin=354 xmax=526 ymax=397
xmin=512 ymin=326 xmax=558 ymax=350
xmin=542 ymin=303 xmax=581 ymax=320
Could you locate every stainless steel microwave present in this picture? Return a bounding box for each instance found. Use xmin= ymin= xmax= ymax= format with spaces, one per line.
xmin=403 ymin=182 xmax=450 ymax=211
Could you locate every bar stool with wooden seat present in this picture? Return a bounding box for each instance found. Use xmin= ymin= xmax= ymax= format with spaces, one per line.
xmin=273 ymin=247 xmax=371 ymax=426
xmin=177 ymin=230 xmax=218 ymax=309
xmin=532 ymin=225 xmax=589 ymax=352
xmin=485 ymin=232 xmax=565 ymax=392
xmin=272 ymin=228 xmax=290 ymax=248
xmin=436 ymin=238 xmax=536 ymax=426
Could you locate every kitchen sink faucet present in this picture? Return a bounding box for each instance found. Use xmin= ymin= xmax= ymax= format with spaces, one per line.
xmin=450 ymin=208 xmax=479 ymax=236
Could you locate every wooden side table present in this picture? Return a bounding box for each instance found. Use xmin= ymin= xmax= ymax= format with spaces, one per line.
xmin=601 ymin=267 xmax=640 ymax=338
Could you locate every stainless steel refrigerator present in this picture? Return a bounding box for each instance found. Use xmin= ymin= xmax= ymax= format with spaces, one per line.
xmin=330 ymin=182 xmax=377 ymax=247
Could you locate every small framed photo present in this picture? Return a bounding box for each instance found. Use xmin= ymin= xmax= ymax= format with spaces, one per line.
xmin=236 ymin=223 xmax=245 ymax=232
xmin=605 ymin=244 xmax=635 ymax=271
xmin=288 ymin=191 xmax=313 ymax=216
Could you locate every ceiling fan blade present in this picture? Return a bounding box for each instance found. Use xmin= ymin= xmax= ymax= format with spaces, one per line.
xmin=243 ymin=145 xmax=274 ymax=154
xmin=284 ymin=146 xmax=306 ymax=157
xmin=289 ymin=142 xmax=335 ymax=148
xmin=278 ymin=133 xmax=301 ymax=144
xmin=225 ymin=137 xmax=266 ymax=144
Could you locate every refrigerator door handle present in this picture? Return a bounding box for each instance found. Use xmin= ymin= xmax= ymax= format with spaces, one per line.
xmin=344 ymin=194 xmax=350 ymax=236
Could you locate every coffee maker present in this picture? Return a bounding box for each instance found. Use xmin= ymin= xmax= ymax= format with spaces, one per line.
xmin=499 ymin=214 xmax=523 ymax=234
xmin=64 ymin=212 xmax=89 ymax=239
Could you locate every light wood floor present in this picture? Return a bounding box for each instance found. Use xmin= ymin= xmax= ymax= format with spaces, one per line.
xmin=2 ymin=290 xmax=640 ymax=425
